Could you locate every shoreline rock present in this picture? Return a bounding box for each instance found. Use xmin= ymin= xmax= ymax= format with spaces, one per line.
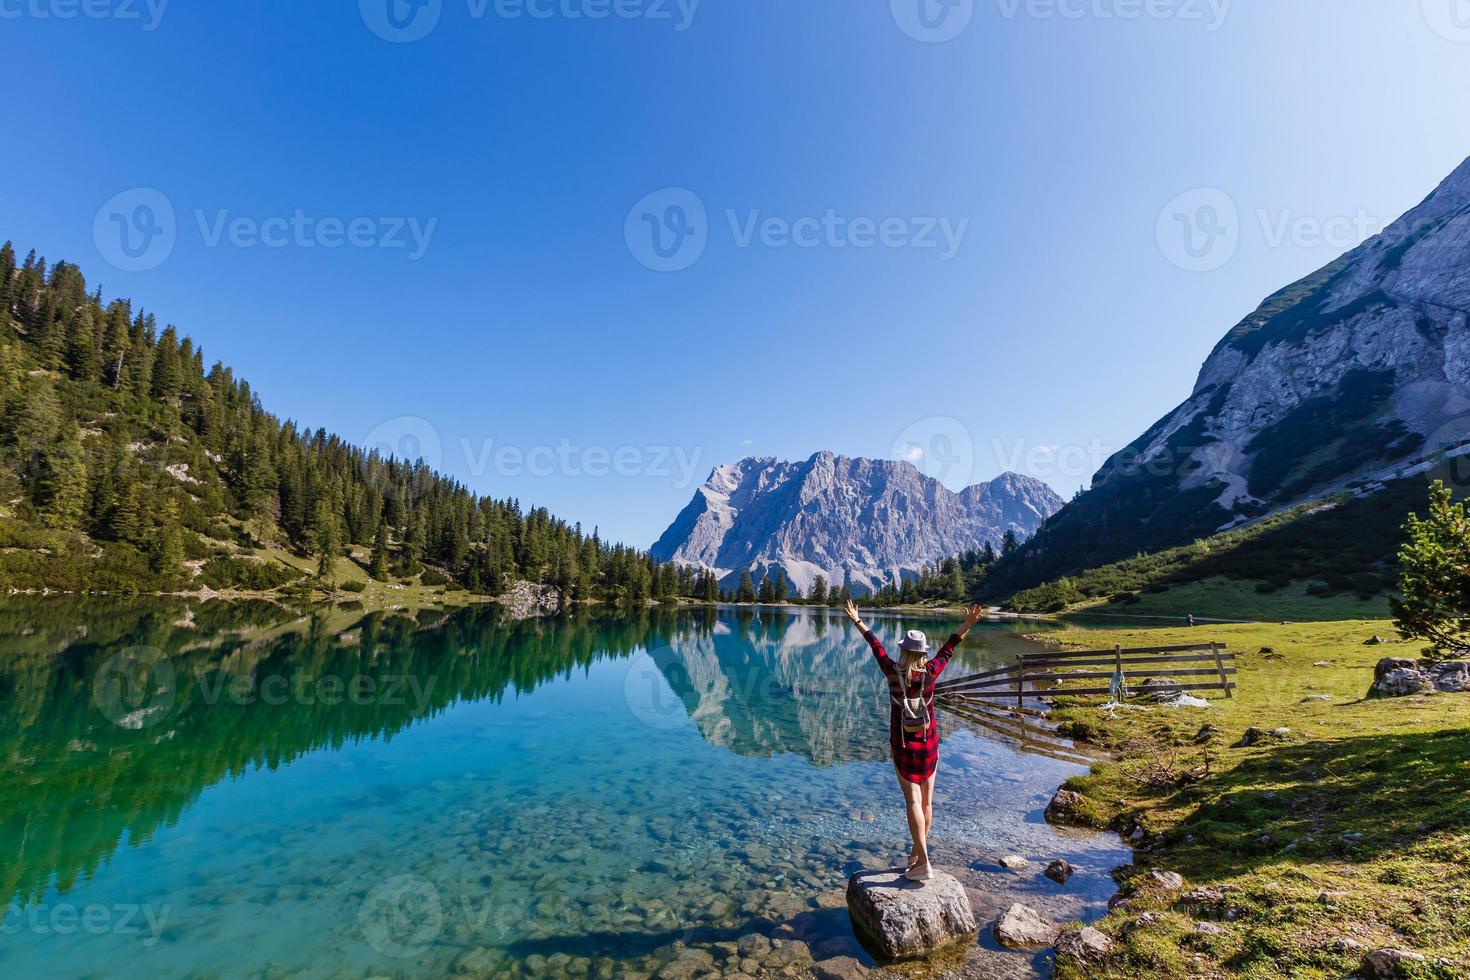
xmin=994 ymin=903 xmax=1059 ymax=948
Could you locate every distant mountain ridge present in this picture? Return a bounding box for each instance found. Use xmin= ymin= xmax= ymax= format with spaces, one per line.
xmin=988 ymin=155 xmax=1470 ymax=593
xmin=650 ymin=451 xmax=1063 ymax=594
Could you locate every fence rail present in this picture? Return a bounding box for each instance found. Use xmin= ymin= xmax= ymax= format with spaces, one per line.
xmin=935 ymin=641 xmax=1235 ymax=709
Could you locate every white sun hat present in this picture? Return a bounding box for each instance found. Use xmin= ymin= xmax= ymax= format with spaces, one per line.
xmin=899 ymin=630 xmax=930 ymax=654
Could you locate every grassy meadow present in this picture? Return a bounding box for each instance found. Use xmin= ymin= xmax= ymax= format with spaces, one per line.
xmin=1032 ymin=619 xmax=1468 ymax=979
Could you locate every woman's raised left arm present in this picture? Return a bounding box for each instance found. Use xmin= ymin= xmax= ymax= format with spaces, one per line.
xmin=931 ymin=603 xmax=987 ymax=675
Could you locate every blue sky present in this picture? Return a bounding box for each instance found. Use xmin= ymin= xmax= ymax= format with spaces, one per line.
xmin=4 ymin=0 xmax=1470 ymax=546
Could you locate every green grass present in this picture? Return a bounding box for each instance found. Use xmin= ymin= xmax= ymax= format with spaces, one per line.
xmin=1066 ymin=576 xmax=1391 ymax=622
xmin=1040 ymin=619 xmax=1469 ymax=980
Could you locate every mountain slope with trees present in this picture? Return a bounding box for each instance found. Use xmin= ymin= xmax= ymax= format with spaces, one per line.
xmin=0 ymin=241 xmax=715 ymax=603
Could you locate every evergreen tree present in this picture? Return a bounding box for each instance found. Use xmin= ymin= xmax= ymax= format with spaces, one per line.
xmin=758 ymin=575 xmax=774 ymax=603
xmin=808 ymin=574 xmax=828 ymax=605
xmin=311 ymin=497 xmax=341 ymax=582
xmin=41 ymin=424 xmax=88 ymax=529
xmin=1001 ymin=529 xmax=1020 ymax=555
xmin=106 ymin=480 xmax=144 ymax=544
xmin=774 ymin=570 xmax=789 ymax=603
xmin=65 ymin=306 xmax=99 ymax=381
xmin=1390 ymin=480 xmax=1470 ymax=659
xmin=370 ymin=519 xmax=391 ymax=581
xmin=737 ymin=567 xmax=756 ymax=603
xmin=148 ymin=497 xmax=184 ymax=578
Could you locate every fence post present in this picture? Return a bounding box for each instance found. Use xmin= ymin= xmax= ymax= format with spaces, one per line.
xmin=1212 ymin=642 xmax=1231 ymax=697
xmin=1015 ymin=655 xmax=1024 ymax=710
xmin=1114 ymin=644 xmax=1124 ymax=699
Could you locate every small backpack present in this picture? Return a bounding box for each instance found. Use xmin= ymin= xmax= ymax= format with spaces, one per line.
xmin=893 ymin=674 xmax=933 ymax=738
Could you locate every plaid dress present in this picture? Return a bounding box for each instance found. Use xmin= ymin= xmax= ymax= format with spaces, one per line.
xmin=864 ymin=628 xmax=962 ymax=783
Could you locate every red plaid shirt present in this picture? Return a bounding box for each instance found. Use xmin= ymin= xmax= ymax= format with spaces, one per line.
xmin=865 ymin=628 xmax=962 ymax=783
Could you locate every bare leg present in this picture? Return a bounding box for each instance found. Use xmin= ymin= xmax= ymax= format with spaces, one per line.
xmin=896 ymin=765 xmax=927 ymax=867
xmin=897 ymin=769 xmax=929 ymax=871
xmin=920 ymin=772 xmax=936 ymax=854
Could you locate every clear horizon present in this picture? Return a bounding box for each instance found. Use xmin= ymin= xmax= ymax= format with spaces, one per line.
xmin=6 ymin=1 xmax=1470 ymax=547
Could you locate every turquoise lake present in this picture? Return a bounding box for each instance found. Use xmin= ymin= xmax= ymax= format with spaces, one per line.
xmin=0 ymin=599 xmax=1131 ymax=978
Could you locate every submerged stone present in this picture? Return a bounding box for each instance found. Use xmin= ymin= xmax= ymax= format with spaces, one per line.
xmin=993 ymin=903 xmax=1058 ymax=947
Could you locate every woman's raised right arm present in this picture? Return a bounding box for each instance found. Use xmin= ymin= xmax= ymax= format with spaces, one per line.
xmin=845 ymin=599 xmax=892 ymax=669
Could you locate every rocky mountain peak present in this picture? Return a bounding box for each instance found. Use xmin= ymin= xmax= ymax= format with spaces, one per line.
xmin=650 ymin=454 xmax=1063 ymax=594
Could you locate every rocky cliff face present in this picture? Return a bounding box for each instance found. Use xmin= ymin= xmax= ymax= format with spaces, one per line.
xmin=650 ymin=452 xmax=1062 ymax=594
xmin=999 ymin=155 xmax=1470 ymax=586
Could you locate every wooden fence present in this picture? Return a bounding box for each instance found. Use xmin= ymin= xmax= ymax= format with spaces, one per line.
xmin=934 ymin=642 xmax=1236 ymax=710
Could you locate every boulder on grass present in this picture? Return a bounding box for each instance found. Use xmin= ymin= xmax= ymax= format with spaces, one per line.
xmin=1370 ymin=657 xmax=1470 ymax=698
xmin=846 ymin=869 xmax=977 ymax=961
xmin=1053 ymin=926 xmax=1116 ymax=964
xmin=1364 ymin=948 xmax=1428 ymax=977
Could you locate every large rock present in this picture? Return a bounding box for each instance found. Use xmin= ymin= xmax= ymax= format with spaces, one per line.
xmin=1045 ymin=788 xmax=1095 ymax=826
xmin=993 ymin=903 xmax=1059 ymax=947
xmin=1370 ymin=657 xmax=1470 ymax=698
xmin=1364 ymin=948 xmax=1428 ymax=977
xmin=846 ymin=869 xmax=977 ymax=961
xmin=496 ymin=580 xmax=562 ymax=618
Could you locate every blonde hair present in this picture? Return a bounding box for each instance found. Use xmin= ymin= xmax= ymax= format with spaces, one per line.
xmin=897 ymin=649 xmax=929 ymax=685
